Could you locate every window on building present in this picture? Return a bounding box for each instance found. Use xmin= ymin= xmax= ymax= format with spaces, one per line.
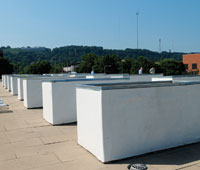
xmin=184 ymin=64 xmax=188 ymax=69
xmin=192 ymin=63 xmax=197 ymax=69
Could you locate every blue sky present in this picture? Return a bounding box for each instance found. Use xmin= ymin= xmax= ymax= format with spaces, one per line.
xmin=0 ymin=0 xmax=200 ymax=52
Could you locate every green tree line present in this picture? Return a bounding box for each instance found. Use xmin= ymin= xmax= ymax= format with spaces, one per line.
xmin=1 ymin=45 xmax=184 ymax=68
xmin=0 ymin=46 xmax=187 ymax=77
xmin=76 ymin=54 xmax=186 ymax=76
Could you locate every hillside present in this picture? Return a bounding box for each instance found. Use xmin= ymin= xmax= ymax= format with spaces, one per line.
xmin=0 ymin=45 xmax=185 ymax=66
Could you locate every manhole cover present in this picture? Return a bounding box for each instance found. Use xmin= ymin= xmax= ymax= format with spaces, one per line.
xmin=127 ymin=164 xmax=148 ymax=170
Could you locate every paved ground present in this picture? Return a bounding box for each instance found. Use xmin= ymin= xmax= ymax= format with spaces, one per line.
xmin=1 ymin=84 xmax=200 ymax=170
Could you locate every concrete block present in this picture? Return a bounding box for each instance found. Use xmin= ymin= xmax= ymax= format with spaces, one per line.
xmin=77 ymin=81 xmax=200 ymax=162
xmin=1 ymin=75 xmax=4 ymax=87
xmin=42 ymin=78 xmax=130 ymax=125
xmin=10 ymin=76 xmax=18 ymax=95
xmin=17 ymin=77 xmax=24 ymax=100
xmin=4 ymin=75 xmax=8 ymax=89
xmin=152 ymin=77 xmax=173 ymax=81
xmin=7 ymin=75 xmax=11 ymax=91
xmin=130 ymin=74 xmax=164 ymax=82
xmin=23 ymin=76 xmax=70 ymax=109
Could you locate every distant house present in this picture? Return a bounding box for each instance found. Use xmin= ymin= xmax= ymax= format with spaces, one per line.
xmin=0 ymin=50 xmax=3 ymax=57
xmin=183 ymin=54 xmax=200 ymax=74
xmin=63 ymin=65 xmax=79 ymax=73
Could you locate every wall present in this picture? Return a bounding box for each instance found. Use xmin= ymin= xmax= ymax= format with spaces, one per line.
xmin=183 ymin=54 xmax=200 ymax=74
xmin=77 ymin=83 xmax=200 ymax=162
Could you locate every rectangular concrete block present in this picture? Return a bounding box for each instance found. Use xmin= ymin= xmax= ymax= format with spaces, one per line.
xmin=7 ymin=75 xmax=11 ymax=91
xmin=1 ymin=75 xmax=4 ymax=87
xmin=130 ymin=74 xmax=164 ymax=82
xmin=4 ymin=75 xmax=8 ymax=89
xmin=23 ymin=76 xmax=71 ymax=109
xmin=77 ymin=81 xmax=200 ymax=162
xmin=23 ymin=79 xmax=43 ymax=108
xmin=17 ymin=77 xmax=24 ymax=100
xmin=10 ymin=76 xmax=18 ymax=95
xmin=42 ymin=77 xmax=130 ymax=125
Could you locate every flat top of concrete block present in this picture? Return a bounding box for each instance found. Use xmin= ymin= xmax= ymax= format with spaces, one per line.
xmin=77 ymin=80 xmax=200 ymax=91
xmin=172 ymin=75 xmax=200 ymax=78
xmin=130 ymin=73 xmax=163 ymax=77
xmin=43 ymin=77 xmax=130 ymax=83
xmin=23 ymin=76 xmax=70 ymax=80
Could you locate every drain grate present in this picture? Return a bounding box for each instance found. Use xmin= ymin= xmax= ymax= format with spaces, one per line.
xmin=127 ymin=164 xmax=148 ymax=170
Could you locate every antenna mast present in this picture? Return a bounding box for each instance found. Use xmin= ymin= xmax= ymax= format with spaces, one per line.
xmin=159 ymin=38 xmax=162 ymax=52
xmin=136 ymin=11 xmax=139 ymax=49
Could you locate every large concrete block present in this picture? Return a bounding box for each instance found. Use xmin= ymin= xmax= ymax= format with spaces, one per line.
xmin=23 ymin=76 xmax=71 ymax=109
xmin=10 ymin=76 xmax=18 ymax=95
xmin=4 ymin=75 xmax=8 ymax=89
xmin=7 ymin=75 xmax=11 ymax=91
xmin=77 ymin=81 xmax=200 ymax=162
xmin=42 ymin=77 xmax=130 ymax=125
xmin=152 ymin=75 xmax=200 ymax=82
xmin=1 ymin=75 xmax=4 ymax=87
xmin=23 ymin=79 xmax=43 ymax=108
xmin=17 ymin=77 xmax=24 ymax=100
xmin=17 ymin=75 xmax=41 ymax=100
xmin=130 ymin=74 xmax=164 ymax=82
xmin=152 ymin=76 xmax=173 ymax=81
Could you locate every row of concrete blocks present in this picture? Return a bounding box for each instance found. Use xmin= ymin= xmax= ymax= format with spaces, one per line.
xmin=2 ymin=73 xmax=200 ymax=163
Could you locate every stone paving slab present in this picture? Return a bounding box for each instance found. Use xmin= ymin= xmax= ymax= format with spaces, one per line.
xmin=1 ymin=82 xmax=200 ymax=170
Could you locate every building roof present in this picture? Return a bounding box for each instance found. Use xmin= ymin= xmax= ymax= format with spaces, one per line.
xmin=0 ymin=82 xmax=200 ymax=170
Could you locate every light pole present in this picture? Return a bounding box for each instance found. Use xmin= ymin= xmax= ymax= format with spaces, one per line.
xmin=136 ymin=11 xmax=139 ymax=49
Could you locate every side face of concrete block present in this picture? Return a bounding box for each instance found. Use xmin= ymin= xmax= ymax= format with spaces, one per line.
xmin=77 ymin=88 xmax=105 ymax=162
xmin=11 ymin=77 xmax=18 ymax=95
xmin=42 ymin=82 xmax=54 ymax=124
xmin=18 ymin=78 xmax=24 ymax=100
xmin=23 ymin=79 xmax=43 ymax=108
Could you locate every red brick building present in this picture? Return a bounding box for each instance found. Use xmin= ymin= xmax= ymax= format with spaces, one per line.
xmin=183 ymin=54 xmax=200 ymax=74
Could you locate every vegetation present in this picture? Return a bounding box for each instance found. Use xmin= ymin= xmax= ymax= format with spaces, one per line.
xmin=0 ymin=45 xmax=187 ymax=76
xmin=0 ymin=56 xmax=13 ymax=78
xmin=76 ymin=54 xmax=186 ymax=75
xmin=23 ymin=60 xmax=52 ymax=74
xmin=1 ymin=45 xmax=184 ymax=67
xmin=159 ymin=59 xmax=186 ymax=75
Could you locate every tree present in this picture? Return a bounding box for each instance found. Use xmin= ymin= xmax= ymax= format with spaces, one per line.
xmin=51 ymin=64 xmax=63 ymax=73
xmin=130 ymin=56 xmax=154 ymax=74
xmin=23 ymin=60 xmax=52 ymax=74
xmin=76 ymin=54 xmax=96 ymax=73
xmin=0 ymin=57 xmax=13 ymax=78
xmin=93 ymin=55 xmax=120 ymax=74
xmin=119 ymin=58 xmax=133 ymax=74
xmin=159 ymin=59 xmax=185 ymax=75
